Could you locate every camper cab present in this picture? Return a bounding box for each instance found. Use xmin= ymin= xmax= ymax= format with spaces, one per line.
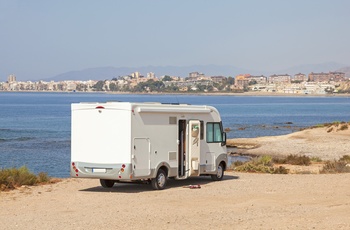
xmin=71 ymin=102 xmax=227 ymax=190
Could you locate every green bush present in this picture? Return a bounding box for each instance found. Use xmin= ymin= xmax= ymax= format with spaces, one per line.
xmin=233 ymin=156 xmax=289 ymax=174
xmin=37 ymin=172 xmax=51 ymax=183
xmin=310 ymin=157 xmax=322 ymax=163
xmin=0 ymin=166 xmax=52 ymax=191
xmin=310 ymin=121 xmax=348 ymax=129
xmin=314 ymin=124 xmax=326 ymax=128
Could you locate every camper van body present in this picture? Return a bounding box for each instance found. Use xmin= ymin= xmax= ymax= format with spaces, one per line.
xmin=71 ymin=102 xmax=227 ymax=189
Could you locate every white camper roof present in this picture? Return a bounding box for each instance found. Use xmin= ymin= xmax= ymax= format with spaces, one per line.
xmin=72 ymin=102 xmax=218 ymax=114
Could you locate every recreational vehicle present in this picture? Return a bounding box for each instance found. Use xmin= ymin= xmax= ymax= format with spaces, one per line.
xmin=71 ymin=102 xmax=228 ymax=190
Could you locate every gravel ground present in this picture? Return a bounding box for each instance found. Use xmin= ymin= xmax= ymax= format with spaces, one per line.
xmin=1 ymin=172 xmax=350 ymax=229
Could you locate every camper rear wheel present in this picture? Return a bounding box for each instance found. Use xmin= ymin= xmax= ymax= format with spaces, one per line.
xmin=100 ymin=179 xmax=115 ymax=188
xmin=151 ymin=169 xmax=167 ymax=190
xmin=211 ymin=163 xmax=224 ymax=181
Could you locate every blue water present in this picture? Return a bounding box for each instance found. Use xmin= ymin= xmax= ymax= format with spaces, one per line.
xmin=1 ymin=92 xmax=350 ymax=177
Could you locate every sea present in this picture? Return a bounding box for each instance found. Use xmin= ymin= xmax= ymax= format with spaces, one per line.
xmin=1 ymin=92 xmax=350 ymax=178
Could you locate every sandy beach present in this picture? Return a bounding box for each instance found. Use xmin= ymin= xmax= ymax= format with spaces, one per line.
xmin=1 ymin=125 xmax=350 ymax=229
xmin=228 ymin=123 xmax=350 ymax=161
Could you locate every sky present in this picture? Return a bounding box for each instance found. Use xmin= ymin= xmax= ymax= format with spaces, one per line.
xmin=1 ymin=0 xmax=350 ymax=81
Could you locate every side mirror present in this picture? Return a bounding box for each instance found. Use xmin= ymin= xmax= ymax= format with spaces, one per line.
xmin=221 ymin=132 xmax=226 ymax=146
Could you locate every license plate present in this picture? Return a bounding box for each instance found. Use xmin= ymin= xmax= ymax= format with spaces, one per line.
xmin=92 ymin=168 xmax=106 ymax=173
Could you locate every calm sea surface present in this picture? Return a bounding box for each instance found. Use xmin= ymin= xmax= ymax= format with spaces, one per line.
xmin=1 ymin=92 xmax=350 ymax=177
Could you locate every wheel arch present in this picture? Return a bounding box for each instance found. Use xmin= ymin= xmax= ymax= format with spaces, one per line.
xmin=220 ymin=160 xmax=227 ymax=171
xmin=216 ymin=153 xmax=228 ymax=171
xmin=153 ymin=162 xmax=170 ymax=178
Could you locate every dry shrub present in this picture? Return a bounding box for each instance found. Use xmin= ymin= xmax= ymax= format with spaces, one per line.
xmin=339 ymin=155 xmax=350 ymax=163
xmin=339 ymin=124 xmax=348 ymax=131
xmin=273 ymin=154 xmax=311 ymax=166
xmin=321 ymin=155 xmax=350 ymax=173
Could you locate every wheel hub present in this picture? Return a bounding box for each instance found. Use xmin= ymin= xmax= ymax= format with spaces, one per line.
xmin=217 ymin=166 xmax=223 ymax=178
xmin=158 ymin=173 xmax=166 ymax=187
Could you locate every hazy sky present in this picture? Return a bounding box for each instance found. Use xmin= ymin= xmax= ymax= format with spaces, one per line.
xmin=1 ymin=0 xmax=350 ymax=80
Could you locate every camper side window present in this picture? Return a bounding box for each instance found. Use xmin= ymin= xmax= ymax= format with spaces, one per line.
xmin=206 ymin=122 xmax=223 ymax=143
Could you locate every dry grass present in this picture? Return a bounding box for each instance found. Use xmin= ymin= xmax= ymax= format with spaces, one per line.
xmin=231 ymin=155 xmax=350 ymax=174
xmin=310 ymin=121 xmax=350 ymax=131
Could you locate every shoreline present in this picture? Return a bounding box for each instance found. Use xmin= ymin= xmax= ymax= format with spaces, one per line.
xmin=1 ymin=90 xmax=350 ymax=97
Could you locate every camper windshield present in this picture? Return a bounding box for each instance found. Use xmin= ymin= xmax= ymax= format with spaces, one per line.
xmin=206 ymin=122 xmax=223 ymax=143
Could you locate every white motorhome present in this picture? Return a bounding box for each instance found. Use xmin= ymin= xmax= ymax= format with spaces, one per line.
xmin=71 ymin=102 xmax=228 ymax=190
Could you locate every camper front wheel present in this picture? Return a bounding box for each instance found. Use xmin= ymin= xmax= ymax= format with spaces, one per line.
xmin=151 ymin=169 xmax=167 ymax=190
xmin=211 ymin=163 xmax=224 ymax=181
xmin=100 ymin=179 xmax=115 ymax=188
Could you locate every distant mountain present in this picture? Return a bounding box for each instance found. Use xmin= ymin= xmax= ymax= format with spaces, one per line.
xmin=277 ymin=62 xmax=346 ymax=76
xmin=44 ymin=62 xmax=349 ymax=81
xmin=44 ymin=65 xmax=253 ymax=81
xmin=46 ymin=66 xmax=129 ymax=81
xmin=336 ymin=66 xmax=350 ymax=78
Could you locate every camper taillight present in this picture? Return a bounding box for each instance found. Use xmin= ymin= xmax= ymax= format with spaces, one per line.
xmin=72 ymin=162 xmax=78 ymax=177
xmin=120 ymin=164 xmax=126 ymax=172
xmin=95 ymin=106 xmax=105 ymax=109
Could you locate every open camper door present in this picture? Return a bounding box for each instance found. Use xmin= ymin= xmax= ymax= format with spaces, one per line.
xmin=189 ymin=120 xmax=201 ymax=176
xmin=132 ymin=138 xmax=151 ymax=177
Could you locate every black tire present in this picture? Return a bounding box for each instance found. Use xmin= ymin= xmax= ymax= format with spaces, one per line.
xmin=100 ymin=179 xmax=115 ymax=188
xmin=151 ymin=169 xmax=167 ymax=190
xmin=211 ymin=163 xmax=224 ymax=181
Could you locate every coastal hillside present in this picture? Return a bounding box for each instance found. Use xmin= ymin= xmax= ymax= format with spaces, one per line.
xmin=336 ymin=80 xmax=350 ymax=92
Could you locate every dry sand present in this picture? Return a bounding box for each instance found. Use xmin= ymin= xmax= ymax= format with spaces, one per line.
xmin=1 ymin=125 xmax=350 ymax=229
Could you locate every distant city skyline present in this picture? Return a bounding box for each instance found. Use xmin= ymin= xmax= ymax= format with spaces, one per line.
xmin=1 ymin=0 xmax=350 ymax=81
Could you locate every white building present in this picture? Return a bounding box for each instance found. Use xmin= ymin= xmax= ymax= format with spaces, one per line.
xmin=7 ymin=74 xmax=16 ymax=83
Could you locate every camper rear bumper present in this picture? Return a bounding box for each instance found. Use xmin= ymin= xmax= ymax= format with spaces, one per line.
xmin=70 ymin=161 xmax=133 ymax=180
